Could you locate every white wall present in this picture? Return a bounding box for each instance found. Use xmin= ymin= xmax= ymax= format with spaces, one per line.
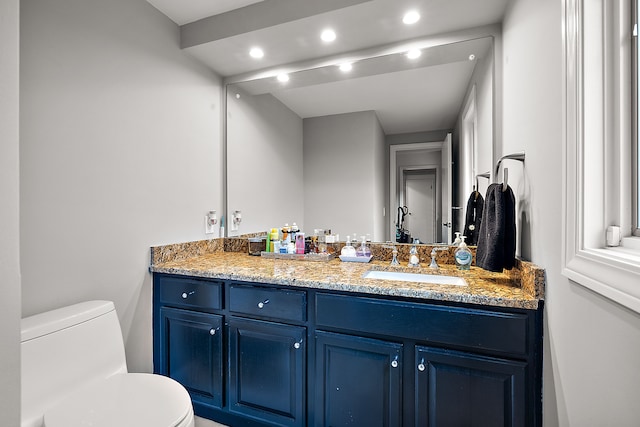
xmin=20 ymin=0 xmax=223 ymax=373
xmin=303 ymin=111 xmax=385 ymax=240
xmin=503 ymin=0 xmax=640 ymax=425
xmin=226 ymin=90 xmax=304 ymax=235
xmin=455 ymin=47 xmax=494 ymax=230
xmin=0 ymin=0 xmax=21 ymax=424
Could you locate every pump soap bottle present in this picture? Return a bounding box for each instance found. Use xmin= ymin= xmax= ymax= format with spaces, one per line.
xmin=341 ymin=236 xmax=356 ymax=257
xmin=455 ymin=236 xmax=473 ymax=270
xmin=356 ymin=236 xmax=371 ymax=258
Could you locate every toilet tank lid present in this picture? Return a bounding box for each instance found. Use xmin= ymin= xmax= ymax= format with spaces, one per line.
xmin=21 ymin=300 xmax=115 ymax=342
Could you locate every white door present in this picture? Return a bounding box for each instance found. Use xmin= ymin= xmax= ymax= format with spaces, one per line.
xmin=404 ymin=171 xmax=436 ymax=243
xmin=441 ymin=133 xmax=453 ymax=243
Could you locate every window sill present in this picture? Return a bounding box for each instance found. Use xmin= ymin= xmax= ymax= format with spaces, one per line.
xmin=563 ymin=246 xmax=640 ymax=314
xmin=620 ymin=236 xmax=640 ymax=250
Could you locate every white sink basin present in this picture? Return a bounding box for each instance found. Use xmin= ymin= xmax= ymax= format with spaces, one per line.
xmin=362 ymin=270 xmax=467 ymax=286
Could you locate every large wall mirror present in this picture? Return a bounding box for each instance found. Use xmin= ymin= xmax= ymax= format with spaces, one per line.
xmin=225 ymin=30 xmax=496 ymax=244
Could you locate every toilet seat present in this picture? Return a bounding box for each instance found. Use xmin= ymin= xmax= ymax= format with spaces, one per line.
xmin=44 ymin=373 xmax=193 ymax=427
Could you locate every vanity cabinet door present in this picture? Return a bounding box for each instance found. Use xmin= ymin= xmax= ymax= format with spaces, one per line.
xmin=228 ymin=317 xmax=306 ymax=427
xmin=314 ymin=331 xmax=403 ymax=427
xmin=158 ymin=307 xmax=224 ymax=409
xmin=415 ymin=346 xmax=527 ymax=427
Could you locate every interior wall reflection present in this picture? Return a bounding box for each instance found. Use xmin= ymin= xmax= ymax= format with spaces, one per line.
xmin=225 ymin=36 xmax=496 ymax=244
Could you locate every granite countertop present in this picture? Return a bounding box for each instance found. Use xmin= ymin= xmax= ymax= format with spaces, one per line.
xmin=150 ymin=240 xmax=545 ymax=310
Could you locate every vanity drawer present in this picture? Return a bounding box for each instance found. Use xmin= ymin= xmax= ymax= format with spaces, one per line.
xmin=157 ymin=275 xmax=223 ymax=310
xmin=229 ymin=284 xmax=307 ymax=322
xmin=315 ymin=293 xmax=532 ymax=358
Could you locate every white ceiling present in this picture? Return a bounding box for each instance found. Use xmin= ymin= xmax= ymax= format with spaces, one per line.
xmin=146 ymin=0 xmax=509 ymax=134
xmin=272 ymin=61 xmax=476 ymax=134
xmin=146 ymin=0 xmax=265 ymax=26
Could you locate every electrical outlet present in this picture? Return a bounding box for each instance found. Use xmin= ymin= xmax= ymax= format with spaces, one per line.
xmin=231 ymin=210 xmax=242 ymax=231
xmin=205 ymin=211 xmax=217 ymax=234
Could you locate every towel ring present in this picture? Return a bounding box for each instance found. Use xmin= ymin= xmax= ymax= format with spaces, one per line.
xmin=503 ymin=168 xmax=508 ymax=192
xmin=494 ymin=152 xmax=525 ymax=191
xmin=475 ymin=172 xmax=490 ymax=195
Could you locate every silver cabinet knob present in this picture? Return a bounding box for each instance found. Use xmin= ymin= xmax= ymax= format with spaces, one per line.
xmin=181 ymin=291 xmax=195 ymax=299
xmin=391 ymin=355 xmax=399 ymax=368
xmin=294 ymin=342 xmax=301 ymax=349
xmin=209 ymin=328 xmax=217 ymax=336
xmin=257 ymin=299 xmax=270 ymax=309
xmin=418 ymin=363 xmax=426 ymax=371
xmin=182 ymin=292 xmax=188 ymax=299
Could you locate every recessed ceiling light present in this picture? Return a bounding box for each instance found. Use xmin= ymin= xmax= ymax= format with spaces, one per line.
xmin=321 ymin=29 xmax=337 ymax=42
xmin=277 ymin=73 xmax=290 ymax=83
xmin=403 ymin=10 xmax=420 ymax=25
xmin=468 ymin=54 xmax=476 ymax=61
xmin=249 ymin=47 xmax=264 ymax=59
xmin=406 ymin=49 xmax=421 ymax=59
xmin=339 ymin=63 xmax=352 ymax=72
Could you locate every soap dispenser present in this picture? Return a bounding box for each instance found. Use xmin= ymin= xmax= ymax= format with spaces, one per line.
xmin=453 ymin=232 xmax=462 ymax=246
xmin=341 ymin=235 xmax=356 ymax=257
xmin=455 ymin=236 xmax=473 ymax=270
xmin=356 ymin=236 xmax=371 ymax=258
xmin=408 ymin=239 xmax=420 ymax=267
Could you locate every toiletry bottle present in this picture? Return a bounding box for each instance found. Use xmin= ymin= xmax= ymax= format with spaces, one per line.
xmin=318 ymin=229 xmax=327 ymax=253
xmin=341 ymin=235 xmax=356 ymax=257
xmin=295 ymin=232 xmax=305 ymax=254
xmin=270 ymin=228 xmax=279 ymax=252
xmin=408 ymin=239 xmax=420 ymax=267
xmin=455 ymin=236 xmax=473 ymax=270
xmin=356 ymin=236 xmax=371 ymax=257
xmin=453 ymin=232 xmax=462 ymax=246
xmin=310 ymin=229 xmax=319 ymax=253
xmin=265 ymin=231 xmax=271 ymax=253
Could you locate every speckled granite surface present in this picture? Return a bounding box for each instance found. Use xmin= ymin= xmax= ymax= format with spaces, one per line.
xmin=150 ymin=238 xmax=545 ymax=310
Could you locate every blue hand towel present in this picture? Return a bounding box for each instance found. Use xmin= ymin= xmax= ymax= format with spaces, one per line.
xmin=476 ymin=183 xmax=516 ymax=272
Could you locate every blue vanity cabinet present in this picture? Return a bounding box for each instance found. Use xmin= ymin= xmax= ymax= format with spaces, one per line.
xmin=154 ymin=275 xmax=225 ymax=410
xmin=314 ymin=331 xmax=403 ymax=427
xmin=153 ymin=273 xmax=542 ymax=427
xmin=228 ymin=317 xmax=306 ymax=427
xmin=315 ymin=292 xmax=542 ymax=427
xmin=157 ymin=307 xmax=224 ymax=409
xmin=227 ymin=283 xmax=307 ymax=427
xmin=415 ymin=346 xmax=527 ymax=426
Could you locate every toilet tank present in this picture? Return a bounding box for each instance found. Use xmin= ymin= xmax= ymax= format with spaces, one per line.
xmin=21 ymin=300 xmax=128 ymax=427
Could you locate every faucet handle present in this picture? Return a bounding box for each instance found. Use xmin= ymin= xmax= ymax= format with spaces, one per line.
xmin=429 ymin=256 xmax=439 ymax=269
xmin=429 ymin=246 xmax=441 ymax=269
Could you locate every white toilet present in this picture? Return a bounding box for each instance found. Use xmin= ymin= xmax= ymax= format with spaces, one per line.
xmin=21 ymin=300 xmax=195 ymax=427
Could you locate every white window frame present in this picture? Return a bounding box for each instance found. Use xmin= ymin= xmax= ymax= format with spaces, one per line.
xmin=563 ymin=0 xmax=640 ymax=314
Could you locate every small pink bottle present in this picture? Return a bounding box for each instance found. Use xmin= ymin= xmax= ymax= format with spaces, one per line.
xmin=295 ymin=232 xmax=305 ymax=254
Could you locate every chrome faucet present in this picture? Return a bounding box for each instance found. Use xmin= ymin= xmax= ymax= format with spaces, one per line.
xmin=429 ymin=246 xmax=450 ymax=269
xmin=383 ymin=241 xmax=400 ymax=266
xmin=408 ymin=239 xmax=420 ymax=267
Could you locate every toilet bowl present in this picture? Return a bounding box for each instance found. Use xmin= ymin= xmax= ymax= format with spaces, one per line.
xmin=21 ymin=300 xmax=195 ymax=427
xmin=44 ymin=373 xmax=194 ymax=427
